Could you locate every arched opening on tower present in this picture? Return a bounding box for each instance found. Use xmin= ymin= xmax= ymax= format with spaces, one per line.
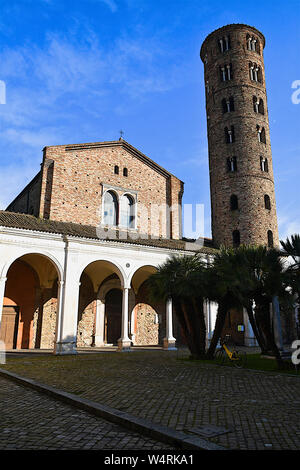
xmin=232 ymin=230 xmax=241 ymax=248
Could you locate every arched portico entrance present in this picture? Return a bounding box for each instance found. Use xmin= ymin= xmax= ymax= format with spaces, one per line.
xmin=78 ymin=260 xmax=128 ymax=350
xmin=129 ymin=265 xmax=177 ymax=349
xmin=0 ymin=253 xmax=60 ymax=350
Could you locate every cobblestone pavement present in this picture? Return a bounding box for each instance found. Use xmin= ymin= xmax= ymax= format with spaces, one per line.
xmin=0 ymin=376 xmax=174 ymax=450
xmin=2 ymin=349 xmax=300 ymax=450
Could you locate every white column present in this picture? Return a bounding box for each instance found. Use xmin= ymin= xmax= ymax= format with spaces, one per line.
xmin=204 ymin=299 xmax=210 ymax=348
xmin=0 ymin=277 xmax=6 ymax=362
xmin=129 ymin=289 xmax=136 ymax=344
xmin=0 ymin=277 xmax=7 ymax=327
xmin=207 ymin=300 xmax=218 ymax=346
xmin=163 ymin=297 xmax=176 ymax=350
xmin=243 ymin=307 xmax=257 ymax=347
xmin=54 ymin=256 xmax=81 ymax=355
xmin=117 ymin=287 xmax=131 ymax=351
xmin=94 ymin=298 xmax=105 ymax=347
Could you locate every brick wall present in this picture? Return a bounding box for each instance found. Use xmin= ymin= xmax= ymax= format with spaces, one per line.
xmin=200 ymin=24 xmax=279 ymax=247
xmin=37 ymin=140 xmax=183 ymax=240
xmin=7 ymin=172 xmax=42 ymax=217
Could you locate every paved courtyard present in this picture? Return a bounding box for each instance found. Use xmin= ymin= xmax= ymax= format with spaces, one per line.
xmin=0 ymin=375 xmax=174 ymax=450
xmin=1 ymin=348 xmax=300 ymax=450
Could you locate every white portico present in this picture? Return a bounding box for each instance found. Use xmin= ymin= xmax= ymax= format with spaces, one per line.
xmin=0 ymin=212 xmax=214 ymax=354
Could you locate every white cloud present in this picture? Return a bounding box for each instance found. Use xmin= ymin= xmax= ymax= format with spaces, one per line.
xmin=0 ymin=26 xmax=193 ymax=209
xmin=97 ymin=0 xmax=118 ymax=12
xmin=278 ymin=209 xmax=300 ymax=241
xmin=0 ymin=31 xmax=186 ymax=128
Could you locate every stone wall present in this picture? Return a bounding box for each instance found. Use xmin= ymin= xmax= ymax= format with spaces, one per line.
xmin=133 ymin=281 xmax=165 ymax=345
xmin=77 ymin=273 xmax=96 ymax=347
xmin=134 ymin=304 xmax=159 ymax=345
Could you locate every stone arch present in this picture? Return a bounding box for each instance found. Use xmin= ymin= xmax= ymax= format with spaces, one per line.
xmin=77 ymin=259 xmax=126 ymax=348
xmin=78 ymin=258 xmax=126 ymax=291
xmin=128 ymin=264 xmax=158 ymax=293
xmin=1 ymin=252 xmax=61 ymax=349
xmin=129 ymin=265 xmax=165 ymax=346
xmin=1 ymin=250 xmax=63 ymax=283
xmin=98 ymin=277 xmax=122 ymax=302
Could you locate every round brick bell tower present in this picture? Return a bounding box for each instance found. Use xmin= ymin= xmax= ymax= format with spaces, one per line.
xmin=200 ymin=24 xmax=279 ymax=248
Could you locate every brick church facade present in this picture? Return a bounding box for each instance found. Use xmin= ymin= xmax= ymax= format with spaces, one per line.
xmin=0 ymin=139 xmax=215 ymax=353
xmin=7 ymin=139 xmax=184 ymax=240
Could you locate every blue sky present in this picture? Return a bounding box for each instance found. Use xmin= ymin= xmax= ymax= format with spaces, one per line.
xmin=0 ymin=0 xmax=299 ymax=241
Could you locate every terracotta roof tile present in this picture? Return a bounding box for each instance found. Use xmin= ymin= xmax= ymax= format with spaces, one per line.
xmin=0 ymin=211 xmax=217 ymax=254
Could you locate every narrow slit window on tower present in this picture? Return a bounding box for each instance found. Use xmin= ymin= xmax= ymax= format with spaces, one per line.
xmin=218 ymin=38 xmax=224 ymax=53
xmin=260 ymin=156 xmax=269 ymax=172
xmin=258 ymin=98 xmax=264 ymax=114
xmin=227 ymin=156 xmax=237 ymax=172
xmin=249 ymin=62 xmax=254 ymax=80
xmin=220 ymin=66 xmax=226 ymax=82
xmin=257 ymin=125 xmax=266 ymax=143
xmin=225 ymin=126 xmax=235 ymax=143
xmin=253 ymin=66 xmax=258 ymax=82
xmin=220 ymin=64 xmax=232 ymax=82
xmin=233 ymin=230 xmax=241 ymax=247
xmin=218 ymin=35 xmax=230 ymax=53
xmin=123 ymin=167 xmax=128 ymax=177
xmin=224 ymin=36 xmax=230 ymax=51
xmin=247 ymin=35 xmax=252 ymax=51
xmin=230 ymin=194 xmax=239 ymax=210
xmin=267 ymin=230 xmax=274 ymax=248
xmin=222 ymin=97 xmax=234 ymax=113
xmin=256 ymin=66 xmax=262 ymax=83
xmin=247 ymin=34 xmax=260 ymax=54
xmin=114 ymin=165 xmax=119 ymax=175
xmin=264 ymin=194 xmax=271 ymax=210
xmin=249 ymin=63 xmax=262 ymax=83
xmin=254 ymin=97 xmax=264 ymax=114
xmin=226 ymin=63 xmax=233 ymax=80
xmin=222 ymin=98 xmax=227 ymax=113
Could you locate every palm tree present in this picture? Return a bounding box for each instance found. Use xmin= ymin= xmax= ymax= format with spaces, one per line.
xmin=280 ymin=234 xmax=300 ymax=264
xmin=205 ymin=247 xmax=246 ymax=359
xmin=232 ymin=245 xmax=290 ymax=366
xmin=147 ymin=254 xmax=208 ymax=359
xmin=280 ymin=234 xmax=300 ymax=338
xmin=206 ymin=245 xmax=289 ymax=367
